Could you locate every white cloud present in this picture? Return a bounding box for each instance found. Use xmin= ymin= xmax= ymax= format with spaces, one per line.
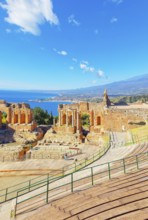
xmin=80 ymin=61 xmax=95 ymax=73
xmin=89 ymin=67 xmax=95 ymax=73
xmin=53 ymin=48 xmax=68 ymax=56
xmin=111 ymin=0 xmax=123 ymax=4
xmin=0 ymin=0 xmax=59 ymax=35
xmin=80 ymin=63 xmax=89 ymax=71
xmin=110 ymin=17 xmax=118 ymax=23
xmin=68 ymin=15 xmax=80 ymax=26
xmin=97 ymin=70 xmax=105 ymax=77
xmin=57 ymin=50 xmax=67 ymax=56
xmin=72 ymin=58 xmax=77 ymax=62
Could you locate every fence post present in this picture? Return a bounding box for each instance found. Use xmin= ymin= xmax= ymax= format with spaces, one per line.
xmin=71 ymin=173 xmax=73 ymax=192
xmin=28 ymin=180 xmax=31 ymax=192
xmin=75 ymin=162 xmax=76 ymax=171
xmin=123 ymin=158 xmax=126 ymax=174
xmin=5 ymin=188 xmax=8 ymax=201
xmin=136 ymin=155 xmax=139 ymax=170
xmin=63 ymin=167 xmax=65 ymax=175
xmin=108 ymin=162 xmax=111 ymax=179
xmin=46 ymin=175 xmax=49 ymax=204
xmin=14 ymin=192 xmax=18 ymax=217
xmin=91 ymin=167 xmax=94 ymax=185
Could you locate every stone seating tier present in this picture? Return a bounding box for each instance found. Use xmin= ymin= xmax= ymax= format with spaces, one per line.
xmin=23 ymin=167 xmax=148 ymax=220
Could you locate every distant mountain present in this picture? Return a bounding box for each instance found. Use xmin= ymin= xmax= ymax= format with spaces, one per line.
xmin=50 ymin=74 xmax=148 ymax=96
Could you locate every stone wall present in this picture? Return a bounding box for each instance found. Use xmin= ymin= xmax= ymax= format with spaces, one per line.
xmin=0 ymin=100 xmax=37 ymax=131
xmin=56 ymin=94 xmax=148 ymax=136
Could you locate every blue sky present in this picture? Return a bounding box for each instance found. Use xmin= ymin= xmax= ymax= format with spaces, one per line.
xmin=0 ymin=0 xmax=148 ymax=90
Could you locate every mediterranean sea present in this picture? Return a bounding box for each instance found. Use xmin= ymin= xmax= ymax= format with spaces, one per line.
xmin=0 ymin=90 xmax=71 ymax=116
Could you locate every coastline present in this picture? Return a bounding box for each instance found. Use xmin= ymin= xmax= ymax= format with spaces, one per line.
xmin=28 ymin=99 xmax=76 ymax=103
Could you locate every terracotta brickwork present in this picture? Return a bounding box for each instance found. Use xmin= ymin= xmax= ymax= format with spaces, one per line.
xmin=0 ymin=100 xmax=36 ymax=131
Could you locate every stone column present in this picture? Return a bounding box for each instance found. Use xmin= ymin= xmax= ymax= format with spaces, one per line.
xmin=94 ymin=110 xmax=96 ymax=126
xmin=74 ymin=110 xmax=76 ymax=127
xmin=77 ymin=111 xmax=79 ymax=131
xmin=90 ymin=110 xmax=94 ymax=126
xmin=18 ymin=112 xmax=21 ymax=124
xmin=25 ymin=113 xmax=29 ymax=124
xmin=59 ymin=110 xmax=61 ymax=126
xmin=11 ymin=112 xmax=14 ymax=124
xmin=66 ymin=110 xmax=68 ymax=127
xmin=72 ymin=110 xmax=74 ymax=127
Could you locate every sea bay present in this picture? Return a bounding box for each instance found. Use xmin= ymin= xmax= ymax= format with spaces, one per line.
xmin=0 ymin=90 xmax=71 ymax=116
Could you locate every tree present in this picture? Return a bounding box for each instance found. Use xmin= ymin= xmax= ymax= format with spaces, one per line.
xmin=81 ymin=113 xmax=90 ymax=126
xmin=33 ymin=107 xmax=53 ymax=125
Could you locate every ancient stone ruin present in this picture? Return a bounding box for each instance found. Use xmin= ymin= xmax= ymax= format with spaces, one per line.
xmin=0 ymin=100 xmax=36 ymax=131
xmin=49 ymin=90 xmax=148 ymax=144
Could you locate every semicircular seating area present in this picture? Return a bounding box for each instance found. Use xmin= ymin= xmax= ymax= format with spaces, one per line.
xmin=23 ymin=166 xmax=148 ymax=220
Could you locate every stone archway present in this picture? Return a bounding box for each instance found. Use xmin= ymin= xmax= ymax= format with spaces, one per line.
xmin=62 ymin=114 xmax=66 ymax=125
xmin=14 ymin=114 xmax=18 ymax=123
xmin=68 ymin=115 xmax=72 ymax=126
xmin=21 ymin=113 xmax=26 ymax=123
xmin=96 ymin=116 xmax=101 ymax=125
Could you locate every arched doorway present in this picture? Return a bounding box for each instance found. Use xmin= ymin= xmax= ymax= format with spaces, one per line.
xmin=96 ymin=116 xmax=101 ymax=125
xmin=62 ymin=114 xmax=66 ymax=125
xmin=69 ymin=115 xmax=72 ymax=126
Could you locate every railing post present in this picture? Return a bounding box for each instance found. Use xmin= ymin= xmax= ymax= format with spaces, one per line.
xmin=46 ymin=175 xmax=49 ymax=204
xmin=71 ymin=173 xmax=73 ymax=192
xmin=63 ymin=167 xmax=65 ymax=175
xmin=75 ymin=162 xmax=76 ymax=171
xmin=123 ymin=158 xmax=126 ymax=174
xmin=5 ymin=188 xmax=8 ymax=201
xmin=136 ymin=155 xmax=139 ymax=169
xmin=14 ymin=192 xmax=18 ymax=217
xmin=28 ymin=180 xmax=31 ymax=192
xmin=91 ymin=167 xmax=94 ymax=185
xmin=108 ymin=162 xmax=111 ymax=179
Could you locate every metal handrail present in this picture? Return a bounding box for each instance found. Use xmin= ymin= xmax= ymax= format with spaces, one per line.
xmin=15 ymin=151 xmax=148 ymax=216
xmin=0 ymin=137 xmax=111 ymax=203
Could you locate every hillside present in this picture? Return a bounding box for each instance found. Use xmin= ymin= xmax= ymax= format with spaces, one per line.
xmin=49 ymin=73 xmax=148 ymax=97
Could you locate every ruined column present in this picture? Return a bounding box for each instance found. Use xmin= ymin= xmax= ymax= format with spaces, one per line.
xmin=90 ymin=110 xmax=94 ymax=126
xmin=18 ymin=112 xmax=21 ymax=124
xmin=77 ymin=111 xmax=79 ymax=131
xmin=25 ymin=113 xmax=29 ymax=124
xmin=72 ymin=110 xmax=74 ymax=127
xmin=66 ymin=110 xmax=68 ymax=127
xmin=59 ymin=110 xmax=61 ymax=126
